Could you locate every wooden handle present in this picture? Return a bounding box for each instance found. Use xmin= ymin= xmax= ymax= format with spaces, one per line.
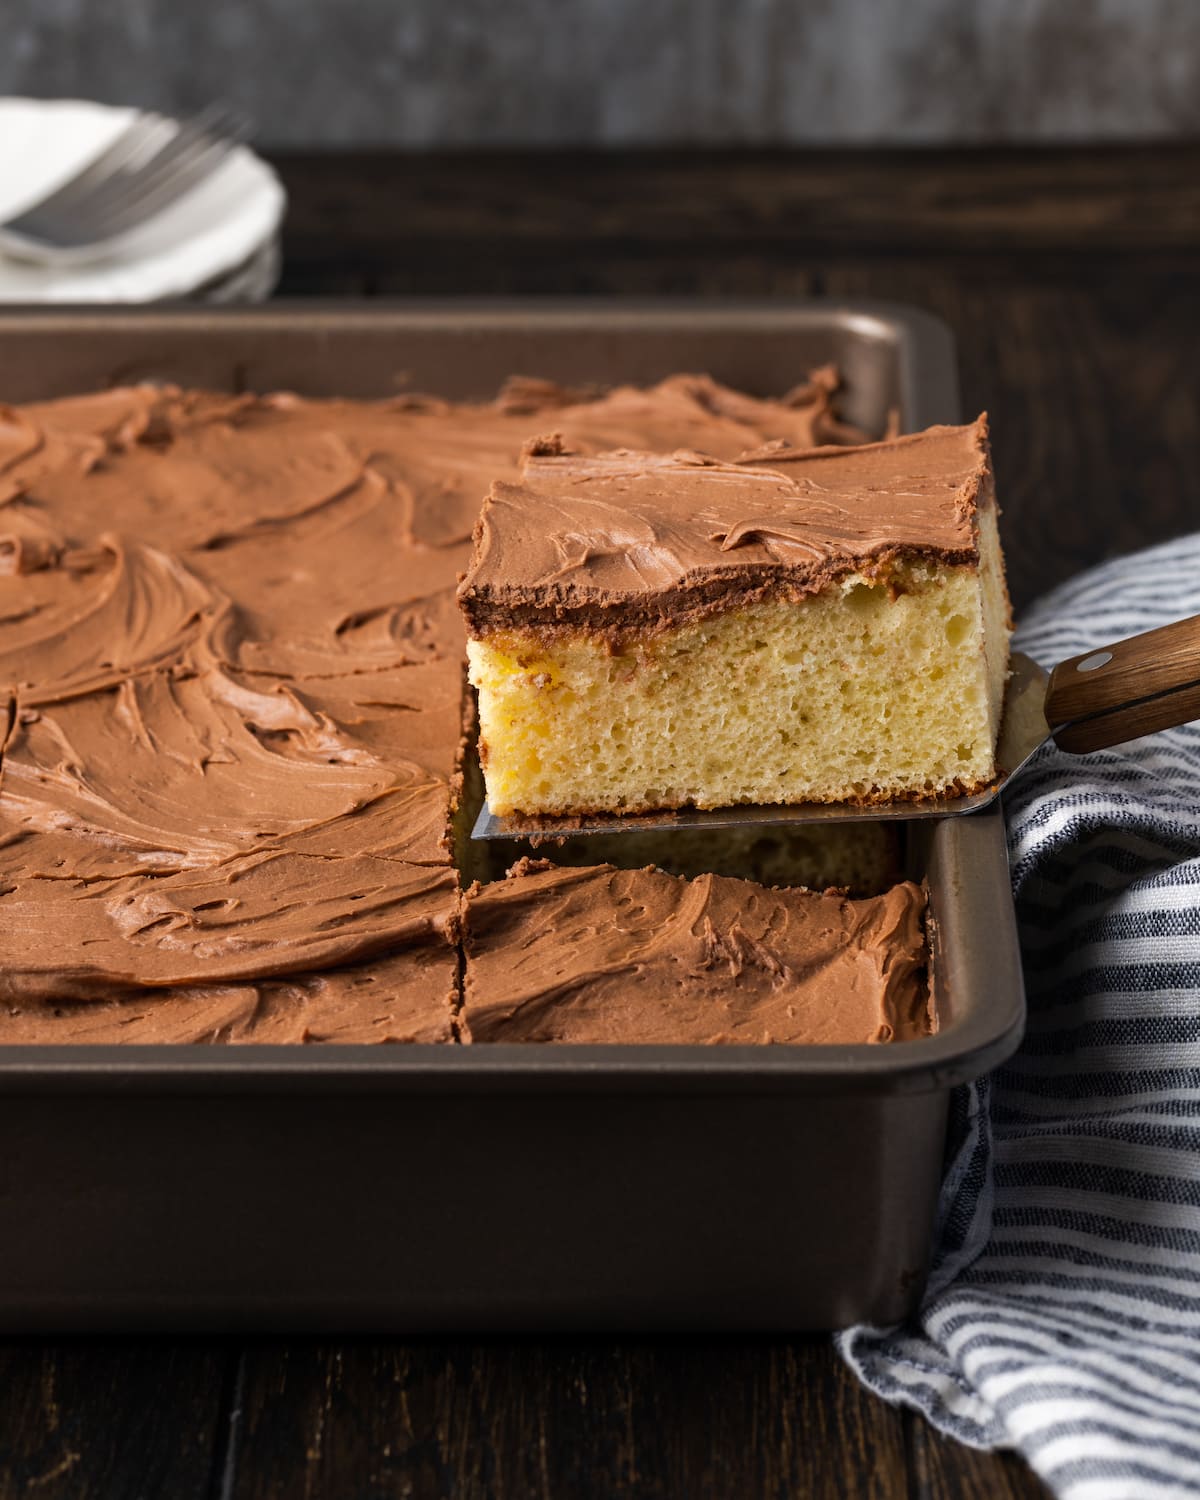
xmin=1045 ymin=612 xmax=1200 ymax=755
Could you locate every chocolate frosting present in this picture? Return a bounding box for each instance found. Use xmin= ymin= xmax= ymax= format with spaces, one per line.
xmin=462 ymin=860 xmax=931 ymax=1045
xmin=0 ymin=947 xmax=456 ymax=1045
xmin=1 ymin=388 xmax=473 ymax=1011
xmin=458 ymin=418 xmax=991 ymax=635
xmin=1 ymin=372 xmax=869 ymax=1038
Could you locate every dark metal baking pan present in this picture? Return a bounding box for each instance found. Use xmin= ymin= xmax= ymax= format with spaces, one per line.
xmin=0 ymin=302 xmax=1022 ymax=1331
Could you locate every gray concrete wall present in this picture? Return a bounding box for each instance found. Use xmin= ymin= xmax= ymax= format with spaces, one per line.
xmin=5 ymin=0 xmax=1197 ymax=147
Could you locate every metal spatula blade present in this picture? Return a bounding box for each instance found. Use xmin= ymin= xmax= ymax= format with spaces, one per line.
xmin=471 ymin=613 xmax=1200 ymax=842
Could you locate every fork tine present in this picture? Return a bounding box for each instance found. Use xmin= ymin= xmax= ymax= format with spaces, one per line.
xmin=2 ymin=114 xmax=165 ymax=230
xmin=82 ymin=128 xmax=248 ymax=239
xmin=117 ymin=107 xmax=249 ymax=203
xmin=38 ymin=104 xmax=239 ymax=227
xmin=73 ymin=110 xmax=244 ymax=221
xmin=86 ymin=116 xmax=249 ymax=232
xmin=8 ymin=104 xmax=250 ymax=248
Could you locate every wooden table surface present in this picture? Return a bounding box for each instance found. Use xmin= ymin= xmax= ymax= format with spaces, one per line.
xmin=5 ymin=146 xmax=1198 ymax=1500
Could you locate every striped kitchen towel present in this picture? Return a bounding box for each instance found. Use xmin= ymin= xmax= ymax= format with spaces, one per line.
xmin=839 ymin=531 xmax=1200 ymax=1500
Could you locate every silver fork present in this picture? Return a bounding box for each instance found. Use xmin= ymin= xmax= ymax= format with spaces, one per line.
xmin=0 ymin=103 xmax=252 ymax=265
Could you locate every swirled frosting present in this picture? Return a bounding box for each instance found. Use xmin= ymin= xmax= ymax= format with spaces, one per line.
xmin=458 ymin=419 xmax=991 ymax=635
xmin=1 ymin=371 xmax=875 ymax=1042
xmin=463 ymin=860 xmax=931 ymax=1044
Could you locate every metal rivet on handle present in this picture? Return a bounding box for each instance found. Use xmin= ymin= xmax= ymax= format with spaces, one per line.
xmin=1076 ymin=651 xmax=1113 ymax=672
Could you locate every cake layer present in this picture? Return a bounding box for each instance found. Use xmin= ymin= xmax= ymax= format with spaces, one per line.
xmin=469 ymin=544 xmax=1007 ymax=815
xmin=462 ymin=859 xmax=932 ymax=1045
xmin=462 ymin=420 xmax=1010 ymax=815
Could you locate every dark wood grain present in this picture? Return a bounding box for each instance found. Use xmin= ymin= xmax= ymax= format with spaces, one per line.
xmin=227 ymin=1338 xmax=907 ymax=1500
xmin=909 ymin=1418 xmax=1051 ymax=1500
xmin=0 ymin=1341 xmax=233 ymax=1500
xmin=273 ymin=147 xmax=1200 ymax=280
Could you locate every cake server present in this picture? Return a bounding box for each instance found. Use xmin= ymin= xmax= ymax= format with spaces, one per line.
xmin=472 ymin=611 xmax=1200 ymax=839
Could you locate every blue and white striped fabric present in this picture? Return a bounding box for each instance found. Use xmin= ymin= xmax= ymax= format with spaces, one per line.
xmin=839 ymin=532 xmax=1200 ymax=1500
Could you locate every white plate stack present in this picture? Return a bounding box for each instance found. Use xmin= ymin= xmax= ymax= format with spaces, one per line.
xmin=0 ymin=98 xmax=286 ymax=304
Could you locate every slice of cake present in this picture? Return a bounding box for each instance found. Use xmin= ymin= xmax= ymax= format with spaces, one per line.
xmin=459 ymin=418 xmax=1009 ymax=817
xmin=461 ymin=859 xmax=932 ymax=1045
